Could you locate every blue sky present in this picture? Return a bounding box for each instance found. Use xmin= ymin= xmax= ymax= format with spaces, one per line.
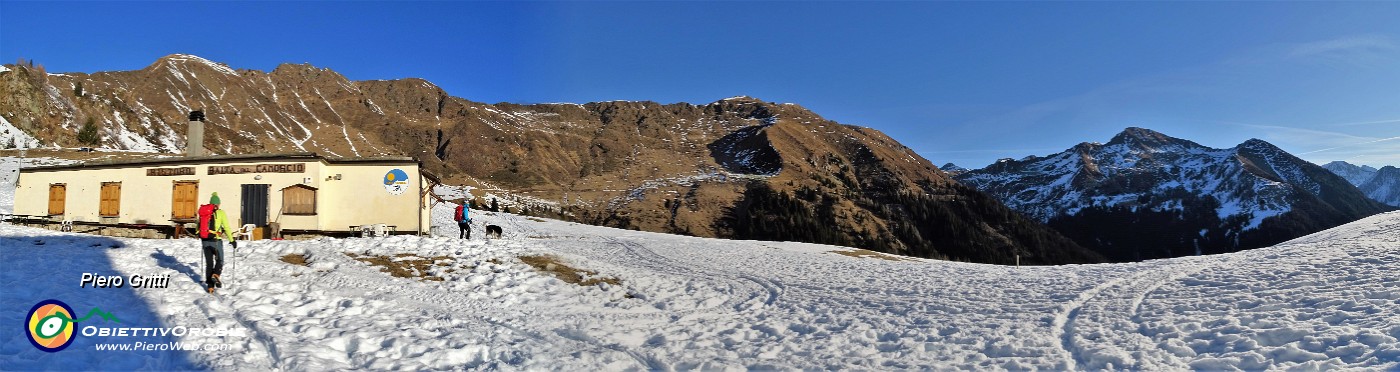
xmin=3 ymin=1 xmax=1398 ymax=168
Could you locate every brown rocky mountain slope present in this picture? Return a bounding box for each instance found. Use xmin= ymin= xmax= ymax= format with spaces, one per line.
xmin=1 ymin=55 xmax=1102 ymax=264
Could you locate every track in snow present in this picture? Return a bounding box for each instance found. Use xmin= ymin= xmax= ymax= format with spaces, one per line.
xmin=606 ymin=236 xmax=783 ymax=312
xmin=1054 ymin=254 xmax=1249 ymax=370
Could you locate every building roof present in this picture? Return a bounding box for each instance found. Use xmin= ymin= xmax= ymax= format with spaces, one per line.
xmin=20 ymin=152 xmax=420 ymax=172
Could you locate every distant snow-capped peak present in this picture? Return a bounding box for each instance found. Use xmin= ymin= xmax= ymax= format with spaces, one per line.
xmin=1322 ymin=160 xmax=1380 ymax=187
xmin=1358 ymin=166 xmax=1400 ymax=207
xmin=940 ymin=163 xmax=968 ymax=172
xmin=954 ymin=127 xmax=1376 ymax=231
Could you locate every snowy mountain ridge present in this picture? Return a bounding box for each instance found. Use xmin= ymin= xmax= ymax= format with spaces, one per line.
xmin=955 ymin=127 xmax=1392 ymax=260
xmin=939 ymin=162 xmax=969 ymax=176
xmin=1360 ymin=166 xmax=1400 ymax=207
xmin=1324 ymin=160 xmax=1400 ymax=207
xmin=1323 ymin=160 xmax=1380 ymax=186
xmin=958 ymin=128 xmax=1295 ymax=227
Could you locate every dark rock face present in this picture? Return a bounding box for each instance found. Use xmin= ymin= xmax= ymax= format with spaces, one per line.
xmin=708 ymin=124 xmax=781 ymax=176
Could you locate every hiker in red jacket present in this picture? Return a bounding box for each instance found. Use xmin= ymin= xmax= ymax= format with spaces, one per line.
xmin=455 ymin=202 xmax=471 ymax=239
xmin=198 ymin=192 xmax=234 ymax=293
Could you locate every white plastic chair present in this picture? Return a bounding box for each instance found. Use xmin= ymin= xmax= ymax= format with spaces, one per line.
xmin=236 ymin=224 xmax=256 ymax=241
xmin=60 ymin=220 xmax=74 ymax=232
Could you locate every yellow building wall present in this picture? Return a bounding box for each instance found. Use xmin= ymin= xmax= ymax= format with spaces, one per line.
xmin=14 ymin=158 xmax=429 ymax=234
xmin=316 ymin=163 xmax=426 ymax=233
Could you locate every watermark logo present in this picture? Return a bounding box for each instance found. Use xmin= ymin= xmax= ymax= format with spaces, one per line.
xmin=24 ymin=299 xmax=120 ymax=352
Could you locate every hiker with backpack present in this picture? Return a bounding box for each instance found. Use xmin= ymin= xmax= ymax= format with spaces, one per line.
xmin=455 ymin=202 xmax=471 ymax=239
xmin=198 ymin=192 xmax=235 ymax=293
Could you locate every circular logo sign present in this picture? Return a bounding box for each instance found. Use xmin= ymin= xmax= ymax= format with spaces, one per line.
xmin=26 ymin=299 xmax=77 ymax=352
xmin=383 ymin=169 xmax=409 ymax=195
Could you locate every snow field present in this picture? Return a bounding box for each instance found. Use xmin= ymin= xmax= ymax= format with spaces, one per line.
xmin=1134 ymin=218 xmax=1400 ymax=370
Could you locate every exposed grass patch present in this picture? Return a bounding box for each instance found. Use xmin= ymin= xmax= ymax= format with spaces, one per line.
xmin=830 ymin=249 xmax=915 ymax=262
xmin=528 ymin=218 xmax=547 ymax=222
xmin=518 ymin=255 xmax=620 ymax=287
xmin=280 ymin=254 xmax=310 ymax=266
xmin=347 ymin=253 xmax=452 ymax=281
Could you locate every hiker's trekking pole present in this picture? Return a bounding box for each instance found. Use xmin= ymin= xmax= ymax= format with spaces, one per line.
xmin=230 ymin=238 xmax=237 ymax=290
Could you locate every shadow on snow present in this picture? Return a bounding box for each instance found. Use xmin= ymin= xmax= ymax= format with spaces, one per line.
xmin=0 ymin=233 xmax=201 ymax=370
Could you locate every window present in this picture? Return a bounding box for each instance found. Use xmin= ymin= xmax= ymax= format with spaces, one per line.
xmin=48 ymin=184 xmax=66 ymax=215
xmin=99 ymin=182 xmax=121 ymax=217
xmin=281 ymin=185 xmax=317 ymax=215
xmin=172 ymin=181 xmax=198 ymax=219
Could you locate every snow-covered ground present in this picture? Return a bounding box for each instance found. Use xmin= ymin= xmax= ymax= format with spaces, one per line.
xmin=2 ymin=183 xmax=1399 ymax=369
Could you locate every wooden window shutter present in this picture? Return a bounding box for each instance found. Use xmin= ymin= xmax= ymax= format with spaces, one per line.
xmin=100 ymin=182 xmax=121 ymax=217
xmin=172 ymin=181 xmax=198 ymax=219
xmin=281 ymin=185 xmax=317 ymax=215
xmin=48 ymin=184 xmax=66 ymax=215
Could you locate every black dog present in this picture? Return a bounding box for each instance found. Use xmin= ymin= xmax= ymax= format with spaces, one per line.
xmin=485 ymin=225 xmax=503 ymax=239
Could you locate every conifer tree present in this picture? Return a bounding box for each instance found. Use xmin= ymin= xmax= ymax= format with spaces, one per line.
xmin=77 ymin=118 xmax=100 ymax=145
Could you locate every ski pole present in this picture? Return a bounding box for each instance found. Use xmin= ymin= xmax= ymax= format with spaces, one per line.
xmin=226 ymin=240 xmax=232 ymax=290
xmin=231 ymin=239 xmax=237 ymax=289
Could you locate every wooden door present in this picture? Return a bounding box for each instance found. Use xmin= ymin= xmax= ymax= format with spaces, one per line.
xmin=99 ymin=182 xmax=121 ymax=217
xmin=172 ymin=181 xmax=198 ymax=219
xmin=47 ymin=184 xmax=66 ymax=215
